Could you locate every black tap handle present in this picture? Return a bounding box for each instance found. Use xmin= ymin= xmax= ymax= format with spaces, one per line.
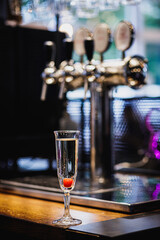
xmin=63 ymin=38 xmax=73 ymax=62
xmin=43 ymin=41 xmax=56 ymax=65
xmin=84 ymin=37 xmax=94 ymax=62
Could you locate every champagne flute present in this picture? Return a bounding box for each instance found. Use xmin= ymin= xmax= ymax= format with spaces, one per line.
xmin=53 ymin=130 xmax=82 ymax=226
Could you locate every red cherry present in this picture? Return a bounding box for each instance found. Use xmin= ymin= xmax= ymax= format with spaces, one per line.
xmin=63 ymin=178 xmax=74 ymax=188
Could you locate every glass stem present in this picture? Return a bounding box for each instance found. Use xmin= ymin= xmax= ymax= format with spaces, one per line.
xmin=63 ymin=192 xmax=71 ymax=218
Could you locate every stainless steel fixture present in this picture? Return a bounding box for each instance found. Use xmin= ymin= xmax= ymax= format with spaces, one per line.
xmin=41 ymin=21 xmax=148 ymax=181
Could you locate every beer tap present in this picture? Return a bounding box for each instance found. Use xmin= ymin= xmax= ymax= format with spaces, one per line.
xmin=95 ymin=22 xmax=126 ymax=87
xmin=57 ymin=38 xmax=74 ymax=99
xmin=73 ymin=28 xmax=91 ymax=98
xmin=92 ymin=24 xmax=114 ymax=180
xmin=83 ymin=35 xmax=98 ymax=179
xmin=83 ymin=35 xmax=97 ymax=99
xmin=84 ymin=22 xmax=148 ymax=180
xmin=57 ymin=37 xmax=86 ymax=98
xmin=40 ymin=21 xmax=148 ymax=182
xmin=96 ymin=21 xmax=148 ymax=88
xmin=41 ymin=41 xmax=56 ymax=101
xmin=74 ymin=28 xmax=91 ymax=64
xmin=124 ymin=55 xmax=148 ymax=88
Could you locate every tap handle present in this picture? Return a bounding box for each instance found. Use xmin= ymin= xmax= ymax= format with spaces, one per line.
xmin=44 ymin=41 xmax=56 ymax=65
xmin=84 ymin=37 xmax=94 ymax=62
xmin=114 ymin=21 xmax=135 ymax=59
xmin=93 ymin=23 xmax=112 ymax=62
xmin=74 ymin=28 xmax=91 ymax=63
xmin=63 ymin=38 xmax=73 ymax=62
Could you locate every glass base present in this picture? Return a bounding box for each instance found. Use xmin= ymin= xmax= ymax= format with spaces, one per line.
xmin=53 ymin=216 xmax=82 ymax=226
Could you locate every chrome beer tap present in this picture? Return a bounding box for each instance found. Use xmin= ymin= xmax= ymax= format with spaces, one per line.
xmin=73 ymin=28 xmax=92 ymax=98
xmin=93 ymin=23 xmax=114 ymax=180
xmin=125 ymin=55 xmax=148 ymax=88
xmin=57 ymin=38 xmax=74 ymax=99
xmin=96 ymin=21 xmax=148 ymax=88
xmin=96 ymin=56 xmax=148 ymax=87
xmin=57 ymin=38 xmax=85 ymax=98
xmin=40 ymin=21 xmax=148 ymax=182
xmin=83 ymin=35 xmax=97 ymax=99
xmin=94 ymin=21 xmax=148 ymax=180
xmin=41 ymin=41 xmax=56 ymax=101
xmin=83 ymin=35 xmax=99 ymax=180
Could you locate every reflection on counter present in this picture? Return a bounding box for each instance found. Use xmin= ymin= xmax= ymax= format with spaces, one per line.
xmin=0 ymin=172 xmax=160 ymax=213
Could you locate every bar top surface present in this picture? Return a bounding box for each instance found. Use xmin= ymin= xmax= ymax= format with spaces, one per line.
xmin=0 ymin=191 xmax=160 ymax=239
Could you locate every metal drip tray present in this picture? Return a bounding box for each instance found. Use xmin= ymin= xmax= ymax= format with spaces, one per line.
xmin=0 ymin=173 xmax=160 ymax=213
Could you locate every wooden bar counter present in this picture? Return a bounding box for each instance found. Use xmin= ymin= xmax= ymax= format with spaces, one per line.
xmin=0 ymin=191 xmax=160 ymax=240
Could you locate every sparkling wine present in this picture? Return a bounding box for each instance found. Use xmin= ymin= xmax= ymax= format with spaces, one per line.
xmin=55 ymin=138 xmax=78 ymax=191
xmin=53 ymin=130 xmax=82 ymax=226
